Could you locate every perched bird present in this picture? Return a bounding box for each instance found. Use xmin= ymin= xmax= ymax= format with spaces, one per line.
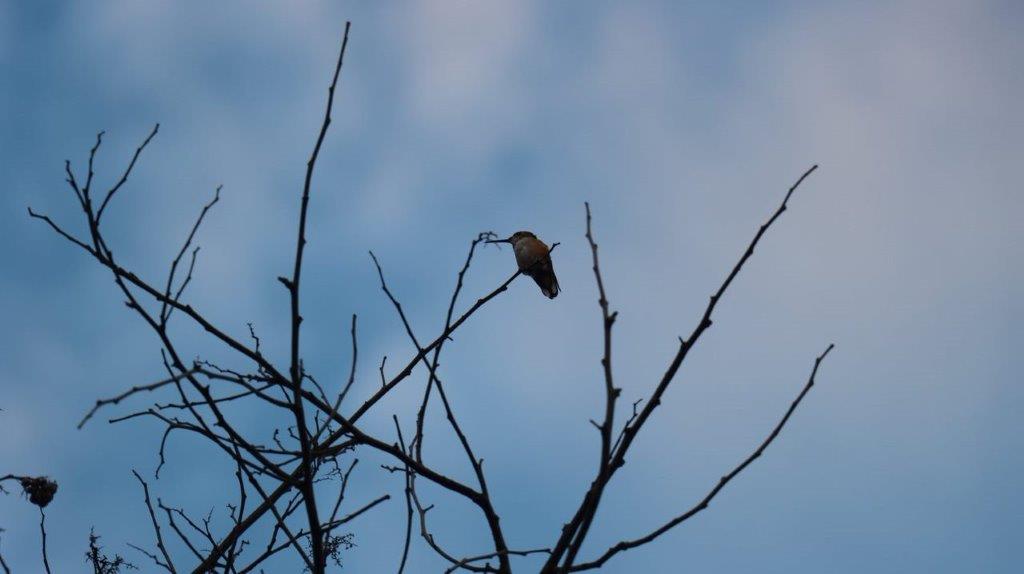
xmin=488 ymin=231 xmax=560 ymax=299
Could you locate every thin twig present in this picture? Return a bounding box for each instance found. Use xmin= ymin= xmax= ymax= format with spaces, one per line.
xmin=395 ymin=415 xmax=414 ymax=574
xmin=96 ymin=124 xmax=160 ymax=222
xmin=39 ymin=508 xmax=51 ymax=574
xmin=569 ymin=345 xmax=834 ymax=571
xmin=337 ymin=314 xmax=359 ymax=407
xmin=370 ymin=245 xmax=512 ymax=572
xmin=131 ymin=470 xmax=176 ymax=572
xmin=78 ymin=370 xmax=197 ymax=429
xmin=445 ymin=547 xmax=552 ymax=574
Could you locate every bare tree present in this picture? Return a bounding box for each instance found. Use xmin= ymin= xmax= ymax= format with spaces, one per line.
xmin=9 ymin=21 xmax=832 ymax=573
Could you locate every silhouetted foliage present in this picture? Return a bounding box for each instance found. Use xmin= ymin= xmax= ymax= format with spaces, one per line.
xmin=87 ymin=529 xmax=137 ymax=574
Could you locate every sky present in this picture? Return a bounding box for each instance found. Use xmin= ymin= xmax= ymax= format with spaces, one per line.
xmin=2 ymin=1 xmax=1022 ymax=572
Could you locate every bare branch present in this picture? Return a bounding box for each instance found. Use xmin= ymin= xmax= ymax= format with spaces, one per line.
xmin=545 ymin=165 xmax=818 ymax=572
xmin=96 ymin=124 xmax=160 ymax=222
xmin=200 ymin=235 xmax=562 ymax=570
xmin=160 ymin=186 xmax=221 ymax=325
xmin=445 ymin=547 xmax=553 ymax=574
xmin=392 ymin=420 xmax=491 ymax=572
xmin=337 ymin=314 xmax=359 ymax=408
xmin=27 ymin=207 xmax=95 ymax=254
xmin=284 ymin=21 xmax=351 ymax=572
xmin=370 ymin=244 xmax=512 ymax=572
xmin=83 ymin=131 xmax=105 ymax=200
xmin=78 ymin=369 xmax=197 ymax=429
xmin=560 ymin=202 xmax=620 ymax=567
xmin=349 ymin=241 xmax=560 ymax=424
xmin=413 ymin=232 xmax=494 ymax=464
xmin=131 ymin=470 xmax=176 ymax=572
xmin=569 ymin=344 xmax=834 ymax=571
xmin=39 ymin=509 xmax=52 ymax=574
xmin=394 ymin=416 xmax=414 ymax=574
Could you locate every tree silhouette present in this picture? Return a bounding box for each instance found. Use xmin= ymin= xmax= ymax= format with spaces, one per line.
xmin=6 ymin=21 xmax=831 ymax=573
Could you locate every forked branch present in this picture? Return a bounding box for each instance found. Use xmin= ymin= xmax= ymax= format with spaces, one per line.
xmin=545 ymin=165 xmax=820 ymax=572
xmin=569 ymin=344 xmax=834 ymax=571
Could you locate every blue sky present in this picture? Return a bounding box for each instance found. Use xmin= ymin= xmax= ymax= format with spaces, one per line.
xmin=2 ymin=1 xmax=1021 ymax=572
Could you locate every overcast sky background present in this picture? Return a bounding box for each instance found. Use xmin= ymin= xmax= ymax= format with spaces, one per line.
xmin=2 ymin=1 xmax=1021 ymax=572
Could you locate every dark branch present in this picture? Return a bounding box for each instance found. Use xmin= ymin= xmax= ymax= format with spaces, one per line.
xmin=39 ymin=509 xmax=51 ymax=574
xmin=285 ymin=21 xmax=351 ymax=573
xmin=569 ymin=344 xmax=834 ymax=571
xmin=545 ymin=165 xmax=818 ymax=572
xmin=96 ymin=124 xmax=160 ymax=222
xmin=78 ymin=370 xmax=197 ymax=429
xmin=131 ymin=471 xmax=176 ymax=572
xmin=370 ymin=242 xmax=512 ymax=572
xmin=561 ymin=203 xmax=620 ymax=567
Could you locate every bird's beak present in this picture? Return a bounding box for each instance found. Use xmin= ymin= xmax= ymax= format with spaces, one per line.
xmin=486 ymin=238 xmax=512 ymax=244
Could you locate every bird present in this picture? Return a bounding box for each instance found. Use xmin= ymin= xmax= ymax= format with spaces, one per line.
xmin=488 ymin=231 xmax=560 ymax=299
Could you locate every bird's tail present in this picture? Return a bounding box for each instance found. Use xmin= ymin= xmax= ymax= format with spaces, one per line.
xmin=535 ymin=274 xmax=560 ymax=299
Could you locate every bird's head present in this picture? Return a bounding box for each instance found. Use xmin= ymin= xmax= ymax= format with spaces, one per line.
xmin=487 ymin=231 xmax=536 ymax=246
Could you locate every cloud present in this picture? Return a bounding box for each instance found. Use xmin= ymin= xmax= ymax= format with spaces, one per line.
xmin=3 ymin=1 xmax=1021 ymax=571
xmin=402 ymin=1 xmax=538 ymax=134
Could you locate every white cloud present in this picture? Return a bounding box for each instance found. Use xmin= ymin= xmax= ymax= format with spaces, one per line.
xmin=402 ymin=1 xmax=538 ymax=137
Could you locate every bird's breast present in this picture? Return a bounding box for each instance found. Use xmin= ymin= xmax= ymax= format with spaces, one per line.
xmin=514 ymin=238 xmax=548 ymax=269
